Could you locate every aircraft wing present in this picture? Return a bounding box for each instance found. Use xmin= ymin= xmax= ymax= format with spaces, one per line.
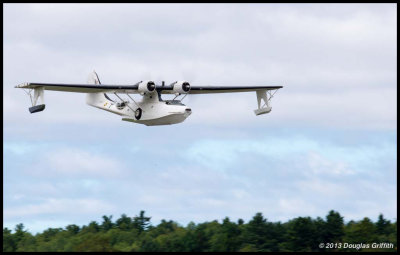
xmin=16 ymin=79 xmax=283 ymax=116
xmin=172 ymin=85 xmax=282 ymax=94
xmin=15 ymin=82 xmax=140 ymax=94
xmin=16 ymin=83 xmax=282 ymax=94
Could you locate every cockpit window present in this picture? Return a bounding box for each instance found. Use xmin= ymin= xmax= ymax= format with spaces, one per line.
xmin=165 ymin=100 xmax=184 ymax=105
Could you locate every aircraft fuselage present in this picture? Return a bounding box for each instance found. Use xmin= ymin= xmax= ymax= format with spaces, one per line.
xmin=86 ymin=92 xmax=192 ymax=126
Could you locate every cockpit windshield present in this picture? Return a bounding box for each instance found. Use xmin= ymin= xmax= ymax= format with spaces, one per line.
xmin=165 ymin=100 xmax=184 ymax=105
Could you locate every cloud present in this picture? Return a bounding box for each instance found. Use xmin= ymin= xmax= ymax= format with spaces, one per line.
xmin=307 ymin=152 xmax=355 ymax=176
xmin=4 ymin=198 xmax=115 ymax=219
xmin=28 ymin=147 xmax=125 ymax=178
xmin=3 ymin=142 xmax=44 ymax=155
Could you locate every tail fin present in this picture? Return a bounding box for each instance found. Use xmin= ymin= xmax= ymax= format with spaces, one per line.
xmin=86 ymin=71 xmax=114 ymax=108
xmin=87 ymin=70 xmax=101 ymax=85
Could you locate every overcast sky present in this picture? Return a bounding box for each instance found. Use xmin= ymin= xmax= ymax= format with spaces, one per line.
xmin=3 ymin=3 xmax=397 ymax=233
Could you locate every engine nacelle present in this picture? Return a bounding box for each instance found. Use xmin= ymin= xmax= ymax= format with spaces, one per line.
xmin=138 ymin=80 xmax=156 ymax=94
xmin=172 ymin=81 xmax=191 ymax=95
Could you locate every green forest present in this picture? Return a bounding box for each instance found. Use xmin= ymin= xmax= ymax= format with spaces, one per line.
xmin=3 ymin=210 xmax=397 ymax=252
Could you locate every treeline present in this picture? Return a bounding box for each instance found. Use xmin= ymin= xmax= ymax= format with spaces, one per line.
xmin=3 ymin=210 xmax=397 ymax=252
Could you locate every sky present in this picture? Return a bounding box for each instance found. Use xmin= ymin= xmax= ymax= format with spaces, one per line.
xmin=3 ymin=3 xmax=397 ymax=234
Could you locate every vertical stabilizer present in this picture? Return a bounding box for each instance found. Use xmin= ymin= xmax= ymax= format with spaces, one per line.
xmin=86 ymin=71 xmax=113 ymax=108
xmin=87 ymin=70 xmax=101 ymax=85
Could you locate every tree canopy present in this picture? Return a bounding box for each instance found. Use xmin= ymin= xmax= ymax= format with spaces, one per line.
xmin=3 ymin=210 xmax=397 ymax=252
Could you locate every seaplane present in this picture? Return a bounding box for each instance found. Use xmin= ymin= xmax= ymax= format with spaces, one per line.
xmin=15 ymin=71 xmax=283 ymax=126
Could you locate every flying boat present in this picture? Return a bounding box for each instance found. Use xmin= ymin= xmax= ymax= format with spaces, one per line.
xmin=15 ymin=71 xmax=283 ymax=126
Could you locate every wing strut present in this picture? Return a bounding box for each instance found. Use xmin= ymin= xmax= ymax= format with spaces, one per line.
xmin=125 ymin=93 xmax=141 ymax=110
xmin=113 ymin=92 xmax=139 ymax=113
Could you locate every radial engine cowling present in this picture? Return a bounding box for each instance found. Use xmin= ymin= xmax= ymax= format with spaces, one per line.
xmin=138 ymin=80 xmax=156 ymax=94
xmin=172 ymin=81 xmax=191 ymax=95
